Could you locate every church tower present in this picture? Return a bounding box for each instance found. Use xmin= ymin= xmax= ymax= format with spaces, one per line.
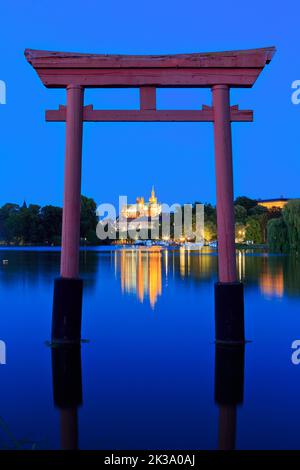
xmin=149 ymin=186 xmax=157 ymax=204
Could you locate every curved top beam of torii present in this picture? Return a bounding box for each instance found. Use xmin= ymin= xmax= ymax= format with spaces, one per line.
xmin=24 ymin=47 xmax=275 ymax=88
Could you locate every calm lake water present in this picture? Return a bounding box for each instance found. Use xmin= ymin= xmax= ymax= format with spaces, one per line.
xmin=0 ymin=246 xmax=300 ymax=450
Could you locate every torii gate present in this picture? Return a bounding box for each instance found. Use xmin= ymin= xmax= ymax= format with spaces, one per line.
xmin=25 ymin=47 xmax=275 ymax=344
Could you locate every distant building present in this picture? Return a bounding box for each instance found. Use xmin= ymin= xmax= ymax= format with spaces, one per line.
xmin=121 ymin=187 xmax=162 ymax=219
xmin=257 ymin=197 xmax=290 ymax=210
xmin=118 ymin=187 xmax=162 ymax=236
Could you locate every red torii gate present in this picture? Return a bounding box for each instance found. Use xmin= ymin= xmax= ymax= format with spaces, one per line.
xmin=25 ymin=47 xmax=275 ymax=344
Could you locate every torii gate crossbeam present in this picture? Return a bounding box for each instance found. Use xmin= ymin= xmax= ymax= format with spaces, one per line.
xmin=25 ymin=46 xmax=276 ymax=344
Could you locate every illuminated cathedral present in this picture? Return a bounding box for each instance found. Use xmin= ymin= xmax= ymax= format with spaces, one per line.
xmin=121 ymin=187 xmax=162 ymax=219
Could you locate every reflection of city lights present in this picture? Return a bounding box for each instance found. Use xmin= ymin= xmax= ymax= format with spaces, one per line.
xmin=116 ymin=248 xmax=216 ymax=304
xmin=117 ymin=249 xmax=162 ymax=308
xmin=180 ymin=248 xmax=185 ymax=277
xmin=187 ymin=250 xmax=190 ymax=275
xmin=237 ymin=250 xmax=245 ymax=281
xmin=164 ymin=249 xmax=168 ymax=277
xmin=148 ymin=253 xmax=162 ymax=308
xmin=260 ymin=268 xmax=284 ymax=298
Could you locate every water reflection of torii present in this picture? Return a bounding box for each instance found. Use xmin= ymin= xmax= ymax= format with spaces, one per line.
xmin=51 ymin=345 xmax=82 ymax=450
xmin=50 ymin=328 xmax=246 ymax=450
xmin=214 ymin=343 xmax=245 ymax=450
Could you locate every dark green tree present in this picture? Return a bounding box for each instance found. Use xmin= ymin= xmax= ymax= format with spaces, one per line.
xmin=19 ymin=204 xmax=43 ymax=243
xmin=204 ymin=203 xmax=216 ymax=223
xmin=234 ymin=196 xmax=257 ymax=213
xmin=234 ymin=204 xmax=247 ymax=223
xmin=0 ymin=203 xmax=20 ymax=241
xmin=245 ymin=217 xmax=263 ymax=244
xmin=249 ymin=205 xmax=268 ymax=216
xmin=4 ymin=212 xmax=22 ymax=243
xmin=40 ymin=205 xmax=62 ymax=244
xmin=80 ymin=195 xmax=98 ymax=243
xmin=282 ymin=199 xmax=300 ymax=252
xmin=267 ymin=217 xmax=289 ymax=253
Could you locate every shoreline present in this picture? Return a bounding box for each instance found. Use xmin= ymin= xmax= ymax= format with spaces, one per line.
xmin=0 ymin=244 xmax=279 ymax=254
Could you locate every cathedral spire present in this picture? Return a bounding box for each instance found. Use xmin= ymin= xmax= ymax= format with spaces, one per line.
xmin=149 ymin=186 xmax=157 ymax=204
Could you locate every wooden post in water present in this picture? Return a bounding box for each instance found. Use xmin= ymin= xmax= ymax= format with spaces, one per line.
xmin=212 ymin=85 xmax=244 ymax=343
xmin=61 ymin=85 xmax=84 ymax=279
xmin=212 ymin=85 xmax=236 ymax=284
xmin=52 ymin=84 xmax=84 ymax=343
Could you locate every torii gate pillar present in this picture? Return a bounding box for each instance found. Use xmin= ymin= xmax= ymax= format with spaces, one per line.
xmin=61 ymin=85 xmax=84 ymax=279
xmin=212 ymin=85 xmax=244 ymax=343
xmin=52 ymin=85 xmax=84 ymax=343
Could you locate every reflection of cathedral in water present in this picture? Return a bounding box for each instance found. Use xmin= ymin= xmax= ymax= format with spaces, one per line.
xmin=116 ymin=250 xmax=162 ymax=308
xmin=113 ymin=248 xmax=292 ymax=306
xmin=114 ymin=247 xmax=217 ymax=308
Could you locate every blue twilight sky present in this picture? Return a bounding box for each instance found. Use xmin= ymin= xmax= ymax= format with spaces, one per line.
xmin=0 ymin=0 xmax=299 ymax=209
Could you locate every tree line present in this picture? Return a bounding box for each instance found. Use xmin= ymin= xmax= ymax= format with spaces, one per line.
xmin=193 ymin=196 xmax=281 ymax=245
xmin=0 ymin=196 xmax=99 ymax=245
xmin=0 ymin=194 xmax=296 ymax=252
